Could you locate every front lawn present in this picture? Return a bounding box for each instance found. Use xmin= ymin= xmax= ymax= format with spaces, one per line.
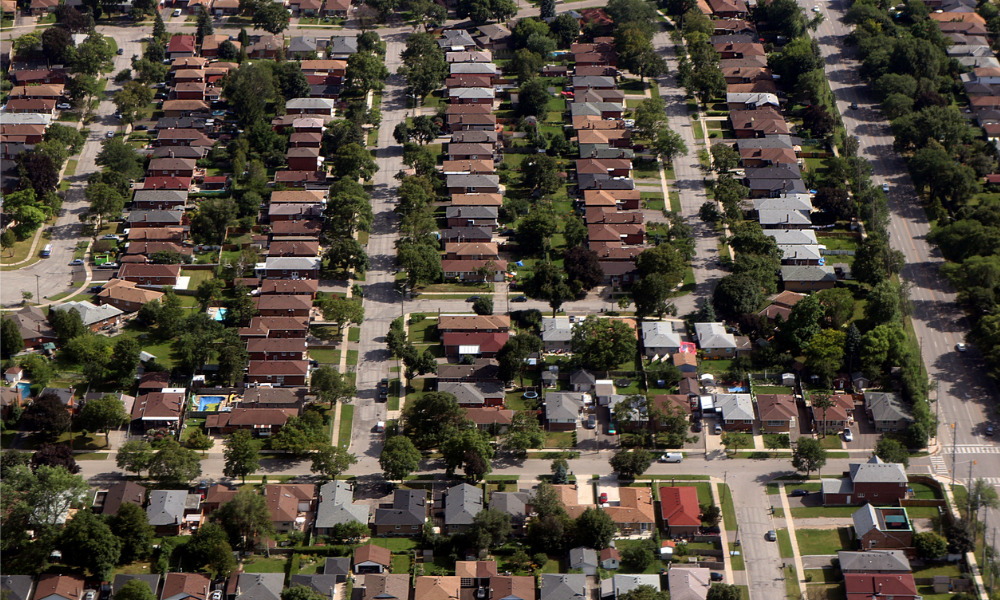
xmin=543 ymin=430 xmax=575 ymax=448
xmin=795 ymin=528 xmax=854 ymax=556
xmin=337 ymin=404 xmax=354 ymax=448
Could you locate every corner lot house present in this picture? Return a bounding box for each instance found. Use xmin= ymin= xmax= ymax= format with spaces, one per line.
xmin=821 ymin=456 xmax=908 ymax=505
xmin=659 ymin=486 xmax=701 ymax=536
xmin=853 ymin=505 xmax=914 ymax=552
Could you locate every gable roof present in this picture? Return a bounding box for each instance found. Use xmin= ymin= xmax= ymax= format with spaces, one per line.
xmin=360 ymin=575 xmax=410 ymax=600
xmin=316 ymin=481 xmax=369 ymax=528
xmin=843 ymin=574 xmax=917 ymax=598
xmin=490 ymin=576 xmax=534 ymax=600
xmin=849 ymin=455 xmax=907 ymax=484
xmin=111 ymin=576 xmax=160 ymax=600
xmin=50 ymin=301 xmax=123 ymax=326
xmin=642 ymin=320 xmax=683 ymax=348
xmin=160 ymin=573 xmax=209 ymax=600
xmin=864 ymin=392 xmax=913 ymax=424
xmin=837 ymin=550 xmax=911 ymax=573
xmin=659 ymin=486 xmax=701 ymax=527
xmin=694 ymin=322 xmax=736 ymax=349
xmin=414 ymin=577 xmax=460 ymax=600
xmin=489 ymin=491 xmax=529 ymax=518
xmin=444 ymin=483 xmax=483 ymax=525
xmin=35 ymin=576 xmax=84 ymax=600
xmin=545 ymin=391 xmax=584 ymax=421
xmin=374 ymin=489 xmax=427 ymax=526
xmin=235 ymin=574 xmax=283 ymax=600
xmin=603 ymin=487 xmax=656 ymax=525
xmin=102 ymin=480 xmax=147 ymax=515
xmin=147 ymin=490 xmax=187 ymax=526
xmin=667 ymin=568 xmax=710 ymax=600
xmin=569 ymin=547 xmax=598 ymax=569
xmin=715 ymin=393 xmax=755 ymax=421
xmin=1 ymin=576 xmax=34 ymax=600
xmin=539 ymin=574 xmax=587 ymax=600
xmin=355 ymin=544 xmax=392 ymax=567
xmin=755 ymin=394 xmax=797 ymax=422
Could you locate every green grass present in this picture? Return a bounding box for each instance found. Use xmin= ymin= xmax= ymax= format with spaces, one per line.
xmin=692 ymin=120 xmax=705 ymax=139
xmin=346 ymin=350 xmax=358 ymax=366
xmin=390 ymin=554 xmax=410 ymax=574
xmin=669 ymin=191 xmax=681 ymax=213
xmin=819 ymin=434 xmax=843 ymax=449
xmin=369 ymin=537 xmax=418 ymax=552
xmin=76 ymin=452 xmax=110 ymax=460
xmin=180 ymin=268 xmax=213 ymax=288
xmin=408 ymin=317 xmax=438 ymax=343
xmin=789 ymin=506 xmax=861 ymax=518
xmin=337 ymin=404 xmax=354 ymax=448
xmin=348 ymin=327 xmax=360 ymax=342
xmin=543 ymin=430 xmax=575 ymax=448
xmin=729 ymin=543 xmax=745 ymax=570
xmin=310 ymin=348 xmax=341 ymax=365
xmin=243 ymin=556 xmax=287 ymax=573
xmin=785 ymin=566 xmax=802 ymax=600
xmin=908 ymin=482 xmax=942 ymax=499
xmin=795 ymin=528 xmax=853 ymax=556
xmin=776 ymin=528 xmax=794 ymax=558
xmin=719 ymin=483 xmax=737 ymax=529
xmin=912 ymin=563 xmax=962 ymax=578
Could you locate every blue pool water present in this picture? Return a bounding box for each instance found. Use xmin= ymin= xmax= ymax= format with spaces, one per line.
xmin=728 ymin=386 xmax=748 ymax=393
xmin=197 ymin=395 xmax=226 ymax=411
xmin=213 ymin=308 xmax=228 ymax=322
xmin=16 ymin=382 xmax=30 ymax=399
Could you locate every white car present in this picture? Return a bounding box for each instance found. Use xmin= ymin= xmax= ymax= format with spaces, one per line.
xmin=211 ymin=592 xmax=222 ymax=600
xmin=172 ymin=8 xmax=182 ymax=15
xmin=106 ymin=131 xmax=115 ymax=138
xmin=70 ymin=259 xmax=84 ymax=266
xmin=812 ymin=5 xmax=820 ymax=10
xmin=881 ymin=183 xmax=890 ymax=192
xmin=57 ymin=103 xmax=72 ymax=110
xmin=843 ymin=429 xmax=853 ymax=442
xmin=956 ymin=343 xmax=967 ymax=352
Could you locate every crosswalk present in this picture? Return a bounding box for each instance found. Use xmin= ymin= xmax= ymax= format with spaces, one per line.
xmin=945 ymin=444 xmax=1000 ymax=454
xmin=930 ymin=454 xmax=949 ymax=476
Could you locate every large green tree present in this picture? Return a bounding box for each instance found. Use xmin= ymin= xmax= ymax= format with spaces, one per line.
xmin=59 ymin=508 xmax=121 ymax=579
xmin=379 ymin=435 xmax=422 ymax=481
xmin=571 ymin=317 xmax=637 ymax=374
xmin=78 ymin=394 xmax=129 ymax=445
xmin=402 ymin=392 xmax=468 ymax=449
xmin=212 ymin=488 xmax=275 ymax=551
xmin=791 ymin=437 xmax=827 ymax=477
xmin=109 ymin=502 xmax=154 ymax=564
xmin=223 ymin=430 xmax=261 ymax=484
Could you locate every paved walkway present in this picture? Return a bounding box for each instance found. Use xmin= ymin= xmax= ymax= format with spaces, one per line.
xmin=711 ymin=477 xmax=736 ymax=583
xmin=778 ymin=483 xmax=808 ymax=600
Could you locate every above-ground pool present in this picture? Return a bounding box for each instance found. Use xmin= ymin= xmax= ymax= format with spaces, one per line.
xmin=16 ymin=382 xmax=31 ymax=399
xmin=196 ymin=395 xmax=226 ymax=411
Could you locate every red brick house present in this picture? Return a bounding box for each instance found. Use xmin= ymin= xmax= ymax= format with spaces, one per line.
xmin=756 ymin=394 xmax=797 ymax=432
xmin=254 ymin=294 xmax=313 ymax=317
xmin=286 ymin=148 xmax=322 ymax=172
xmin=844 ymin=573 xmax=918 ymax=600
xmin=246 ymin=337 xmax=308 ymax=361
xmin=205 ymin=407 xmax=296 ymax=436
xmin=147 ymin=157 xmax=197 ymax=178
xmin=260 ymin=279 xmax=319 ymax=298
xmin=441 ymin=331 xmax=509 ymax=358
xmin=659 ymin=486 xmax=701 ymax=536
xmin=852 ymin=505 xmax=914 ymax=553
xmin=4 ymin=98 xmax=55 ymax=114
xmin=239 ymin=316 xmax=309 ymax=340
xmin=117 ymin=264 xmax=182 ymax=287
xmin=166 ymin=35 xmax=197 ymax=59
xmin=247 ymin=361 xmax=309 ymax=386
xmin=822 ymin=456 xmax=909 ymax=506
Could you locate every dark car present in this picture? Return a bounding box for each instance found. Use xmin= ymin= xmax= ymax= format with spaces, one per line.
xmin=377 ymin=378 xmax=389 ymax=401
xmin=987 ymin=425 xmax=995 ymax=436
xmin=466 ymin=296 xmax=480 ymax=302
xmin=849 ymin=102 xmax=858 ymax=109
xmin=790 ymin=489 xmax=810 ymax=497
xmin=512 ymin=295 xmax=528 ymax=302
xmin=116 ymin=48 xmax=124 ymax=55
xmin=691 ymin=421 xmax=703 ymax=433
xmin=710 ymin=573 xmax=724 ymax=582
xmin=135 ymin=125 xmax=148 ymax=130
xmin=700 ymin=525 xmax=720 ymax=534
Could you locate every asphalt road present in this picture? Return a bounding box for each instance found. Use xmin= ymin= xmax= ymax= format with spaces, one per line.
xmin=806 ymin=0 xmax=1000 ymax=482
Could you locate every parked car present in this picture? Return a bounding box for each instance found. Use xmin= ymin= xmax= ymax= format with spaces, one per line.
xmin=710 ymin=573 xmax=724 ymax=582
xmin=691 ymin=421 xmax=702 ymax=433
xmin=210 ymin=592 xmax=222 ymax=600
xmin=116 ymin=48 xmax=124 ymax=55
xmin=512 ymin=295 xmax=528 ymax=302
xmin=57 ymin=103 xmax=72 ymax=110
xmin=765 ymin=530 xmax=777 ymax=542
xmin=102 ymin=234 xmax=119 ymax=240
xmin=843 ymin=428 xmax=853 ymax=442
xmin=790 ymin=489 xmax=810 ymax=497
xmin=987 ymin=425 xmax=995 ymax=436
xmin=599 ymin=492 xmax=608 ymax=504
xmin=172 ymin=8 xmax=182 ymax=15
xmin=714 ymin=424 xmax=723 ymax=434
xmin=466 ymin=295 xmax=480 ymax=302
xmin=608 ymin=424 xmax=617 ymax=435
xmin=586 ymin=414 xmax=597 ymax=429
xmin=70 ymin=259 xmax=84 ymax=265
xmin=956 ymin=343 xmax=967 ymax=352
xmin=106 ymin=131 xmax=115 ymax=138
xmin=881 ymin=183 xmax=890 ymax=192
xmin=135 ymin=125 xmax=148 ymax=130
xmin=849 ymin=102 xmax=858 ymax=110
xmin=658 ymin=452 xmax=683 ymax=463
xmin=98 ymin=262 xmax=118 ymax=269
xmin=374 ymin=421 xmax=385 ymax=433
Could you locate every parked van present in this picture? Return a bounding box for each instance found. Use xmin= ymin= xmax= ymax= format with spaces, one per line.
xmin=659 ymin=452 xmax=683 ymax=463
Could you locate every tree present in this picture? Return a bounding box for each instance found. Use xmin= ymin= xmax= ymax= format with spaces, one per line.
xmin=540 ymin=0 xmax=555 ymax=18
xmin=252 ymin=0 xmax=289 ymax=33
xmin=502 ymin=411 xmax=546 ymax=453
xmin=472 ymin=296 xmax=494 ymax=315
xmin=59 ymin=509 xmax=120 ymax=579
xmin=223 ymin=430 xmax=261 ymax=484
xmin=191 ymin=198 xmax=237 ymax=245
xmin=114 ymin=580 xmax=156 ymax=600
xmin=945 ymin=520 xmax=975 ymax=554
xmin=149 ymin=439 xmax=202 ymax=484
xmin=576 ymin=507 xmax=616 ymax=549
xmin=270 ymin=413 xmax=327 ymax=457
xmin=110 ymin=502 xmax=154 ymax=564
xmin=345 ymin=52 xmax=389 ymax=94
xmin=402 ymin=392 xmax=468 ymax=449
xmin=311 ymin=443 xmax=357 ymax=480
xmin=42 ymin=26 xmax=75 ymax=66
xmin=873 ymin=438 xmax=910 ymax=467
xmin=398 ymin=32 xmax=448 ymax=100
xmin=73 ymin=32 xmax=114 ymax=76
xmin=109 ymin=336 xmax=141 ymax=387
xmin=620 ymin=585 xmax=668 ymax=600
xmin=282 ymin=588 xmax=326 ymax=600
xmin=516 ymin=205 xmax=559 ymax=255
xmin=913 ymin=531 xmax=947 ymax=560
xmin=791 ymin=437 xmax=827 ymax=477
xmin=610 ymin=448 xmax=654 ymax=479
xmin=397 ymin=238 xmax=443 ymax=288
xmin=1 ymin=317 xmax=24 ymax=358
xmin=804 ymin=329 xmax=846 ymax=387
xmin=116 ymin=440 xmax=154 ymax=476
xmin=386 ymin=317 xmax=408 ymax=358
xmin=16 ymin=151 xmax=60 ymax=194
xmin=854 ymin=235 xmax=904 ymax=288
xmin=441 ymin=427 xmax=495 ymax=480
xmin=522 ymin=154 xmax=562 ymax=195
xmin=517 ymin=77 xmax=551 ymax=117
xmin=311 ymin=366 xmax=356 ymax=407
xmin=496 ymin=333 xmax=542 ymax=386
xmin=563 ymin=246 xmax=604 ymax=291
xmin=212 ymin=488 xmax=275 ymax=551
xmin=186 ymin=428 xmax=215 ymax=453
xmin=223 ymin=62 xmax=275 ymax=127
xmin=185 ymin=521 xmax=236 ymax=577
xmin=113 ymin=80 xmax=153 ymax=125
xmin=332 ymin=142 xmax=378 ymax=181
xmin=195 ymin=5 xmax=213 ymax=43
xmin=720 ymin=432 xmax=749 ymax=455
xmin=380 ymin=435 xmax=422 ymax=481
xmin=31 ymin=443 xmax=79 ymax=474
xmin=571 ymin=317 xmax=638 ymax=375
xmin=78 ymin=393 xmax=128 ymax=445
xmin=22 ymin=393 xmax=72 ymax=437
xmin=470 ymin=508 xmax=512 ymax=549
xmin=707 ymin=584 xmax=742 ymax=600
xmin=713 ymin=273 xmax=766 ymax=320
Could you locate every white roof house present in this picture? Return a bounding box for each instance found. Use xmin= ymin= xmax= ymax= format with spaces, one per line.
xmin=641 ymin=320 xmax=683 ymax=358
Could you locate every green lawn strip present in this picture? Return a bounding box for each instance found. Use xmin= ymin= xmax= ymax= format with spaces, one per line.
xmin=348 ymin=327 xmax=360 ymax=342
xmin=728 ymin=542 xmax=745 ymax=570
xmin=390 ymin=554 xmax=410 ymax=574
xmin=785 ymin=565 xmax=802 ymax=600
xmin=543 ymin=430 xmax=575 ymax=448
xmin=669 ymin=191 xmax=681 ymax=213
xmin=718 ymin=483 xmax=737 ymax=528
xmin=776 ymin=528 xmax=794 ymax=558
xmin=309 ymin=348 xmax=340 ymax=365
xmin=242 ymin=556 xmax=287 ymax=573
xmin=794 ymin=528 xmax=853 ymax=556
xmin=692 ymin=120 xmax=705 ymax=140
xmin=346 ymin=350 xmax=359 ymax=366
xmin=369 ymin=537 xmax=418 ymax=552
xmin=76 ymin=452 xmax=109 ymax=460
xmin=789 ymin=506 xmax=860 ymax=518
xmin=337 ymin=404 xmax=354 ymax=448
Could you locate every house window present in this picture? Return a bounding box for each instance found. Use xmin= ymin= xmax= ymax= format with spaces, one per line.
xmin=857 ymin=493 xmax=865 ymax=498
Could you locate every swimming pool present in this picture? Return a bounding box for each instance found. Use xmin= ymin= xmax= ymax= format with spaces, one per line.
xmin=16 ymin=382 xmax=30 ymax=399
xmin=728 ymin=386 xmax=748 ymax=393
xmin=212 ymin=308 xmax=228 ymax=322
xmin=196 ymin=395 xmax=226 ymax=411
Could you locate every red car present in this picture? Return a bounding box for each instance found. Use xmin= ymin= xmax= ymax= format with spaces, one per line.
xmin=599 ymin=492 xmax=608 ymax=503
xmin=561 ymin=91 xmax=575 ymax=98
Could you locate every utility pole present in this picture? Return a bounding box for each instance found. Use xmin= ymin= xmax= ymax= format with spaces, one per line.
xmin=982 ymin=506 xmax=989 ymax=571
xmin=967 ymin=460 xmax=976 ymax=522
xmin=952 ymin=423 xmax=958 ymax=487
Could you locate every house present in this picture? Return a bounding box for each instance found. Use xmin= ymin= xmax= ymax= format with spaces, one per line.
xmin=4 ymin=366 xmax=23 ymax=384
xmin=438 ymin=381 xmax=505 ymax=407
xmin=837 ymin=550 xmax=911 ymax=573
xmin=359 ymin=575 xmax=410 ymax=600
xmin=853 ymin=504 xmax=914 ymax=552
xmin=844 ymin=573 xmax=919 ymax=600
xmin=314 ymin=480 xmax=369 ymax=536
xmin=239 ymin=317 xmax=309 ymax=340
xmin=726 ymin=91 xmax=779 ymax=111
xmin=610 ymin=575 xmax=662 ymax=600
xmin=439 ymin=29 xmax=478 ymax=51
xmin=132 ymin=189 xmax=189 ymax=210
xmin=161 ymin=99 xmax=210 ymax=118
xmin=286 ymin=147 xmax=322 ymax=171
xmin=323 ymin=0 xmax=351 ymax=16
xmin=603 ymin=487 xmax=656 ymax=534
xmin=111 ymin=576 xmax=161 ymax=600
xmin=659 ymin=486 xmax=701 ymax=536
xmin=490 ymin=491 xmax=531 ymax=531
xmin=131 ymin=392 xmax=184 ymax=430
xmin=780 ymin=266 xmax=837 ymax=291
xmin=490 ymin=577 xmax=534 ymax=600
xmin=414 ymin=577 xmax=460 ymax=600
xmin=232 ymin=574 xmax=282 ymax=600
xmin=446 ymin=205 xmax=499 ymax=229
xmin=246 ymin=361 xmax=309 ymax=386
xmin=118 ymin=264 xmax=182 ymax=287
xmin=34 ymin=576 xmax=84 ymax=600
xmin=263 ymin=484 xmax=316 ymax=532
xmin=254 ymin=295 xmax=312 ymax=318
xmin=446 ymin=174 xmax=500 ymax=194
xmin=443 ymin=483 xmax=483 ymax=534
xmin=542 ymin=316 xmax=574 ymax=353
xmin=539 ymin=575 xmax=587 ymax=600
xmin=286 ymin=98 xmax=335 ymax=116
xmin=544 ymin=391 xmax=584 ymax=430
xmin=758 ymin=289 xmax=806 ymax=321
xmin=6 ymin=306 xmax=56 ymax=348
xmin=246 ymin=337 xmax=308 ymax=361
xmin=715 ymin=393 xmax=755 ymax=431
xmin=201 ymin=484 xmax=238 ymax=514
xmin=821 ymin=456 xmax=909 ymax=505
xmin=290 ymin=561 xmax=349 ymax=592
xmin=137 ymin=371 xmax=171 ymax=394
xmin=50 ymin=301 xmax=124 ymax=332
xmin=730 ymin=108 xmax=790 ymax=138
xmin=812 ymin=393 xmax=854 ymax=434
xmin=668 ymin=568 xmax=710 ymax=600
xmin=437 ymin=358 xmax=500 ymax=383
xmin=354 ymin=544 xmax=392 ymax=574
xmin=441 ymin=331 xmax=509 ymax=358
xmin=260 ymin=279 xmax=320 ymax=297
xmin=443 ymin=242 xmax=499 ymax=261
xmin=160 ymin=573 xmax=209 ymax=600
xmin=147 ymin=490 xmax=188 ymax=535
xmin=694 ymin=322 xmax=739 ymax=358
xmin=373 ymin=489 xmax=427 ymax=535
xmin=261 ymin=257 xmax=321 ymax=279
xmin=166 ymin=35 xmax=196 ymax=58
xmin=673 ymin=353 xmax=698 ymax=373
xmin=600 ymin=548 xmax=621 ymax=570
xmin=864 ymin=392 xmax=914 ymax=432
xmin=441 ymin=259 xmax=508 ymax=282
xmin=98 ymin=480 xmax=147 ymax=516
xmin=755 ymin=394 xmax=797 ymax=432
xmin=569 ymin=369 xmax=597 ymax=392
xmin=641 ymin=320 xmax=684 ymax=358
xmin=569 ymin=547 xmax=599 ymax=576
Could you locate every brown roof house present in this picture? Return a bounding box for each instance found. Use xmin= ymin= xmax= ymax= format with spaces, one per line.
xmin=756 ymin=394 xmax=797 ymax=432
xmin=35 ymin=576 xmax=85 ymax=600
xmin=264 ymin=483 xmax=317 ymax=532
xmin=160 ymin=573 xmax=209 ymax=600
xmin=602 ymin=487 xmax=656 ymax=534
xmin=353 ymin=544 xmax=392 ymax=574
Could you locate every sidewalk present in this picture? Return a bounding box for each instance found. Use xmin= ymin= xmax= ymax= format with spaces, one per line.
xmin=711 ymin=477 xmax=735 ymax=583
xmin=778 ymin=483 xmax=808 ymax=600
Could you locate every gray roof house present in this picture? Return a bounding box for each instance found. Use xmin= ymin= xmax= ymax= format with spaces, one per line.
xmin=314 ymin=481 xmax=370 ymax=536
xmin=569 ymin=369 xmax=596 ymax=392
xmin=373 ymin=489 xmax=427 ymax=535
xmin=450 ymin=61 xmax=498 ymax=75
xmin=694 ymin=322 xmax=738 ymax=357
xmin=446 ymin=173 xmax=501 ymax=192
xmin=864 ymin=392 xmax=914 ymax=432
xmin=609 ymin=575 xmax=662 ymax=600
xmin=438 ymin=381 xmax=505 ymax=407
xmin=50 ymin=301 xmax=124 ymax=328
xmin=715 ymin=394 xmax=755 ymax=430
xmin=753 ymin=193 xmax=813 ymax=213
xmin=439 ymin=29 xmax=478 ymax=50
xmin=147 ymin=490 xmax=187 ymax=531
xmin=821 ymin=456 xmax=908 ymax=505
xmin=235 ymin=573 xmax=283 ymax=600
xmin=542 ymin=316 xmax=573 ymax=352
xmin=285 ymin=98 xmax=335 ymax=113
xmin=287 ymin=575 xmax=339 ymax=596
xmin=763 ymin=229 xmax=818 ymax=246
xmin=2 ymin=575 xmax=35 ymax=600
xmin=837 ymin=550 xmax=911 ymax=573
xmin=641 ymin=320 xmax=683 ymax=358
xmin=667 ymin=568 xmax=710 ymax=600
xmin=111 ymin=576 xmax=160 ymax=600
xmin=288 ymin=36 xmax=319 ymax=55
xmin=780 ymin=265 xmax=837 ymax=289
xmin=328 ymin=36 xmax=358 ymax=58
xmin=544 ymin=392 xmax=584 ymax=430
xmin=568 ymin=547 xmax=599 ymax=575
xmin=444 ymin=483 xmax=483 ymax=534
xmin=325 ymin=557 xmax=351 ymax=580
xmin=540 ymin=574 xmax=587 ymax=600
xmin=759 ymin=209 xmax=813 ymax=228
xmin=490 ymin=491 xmax=530 ymax=530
